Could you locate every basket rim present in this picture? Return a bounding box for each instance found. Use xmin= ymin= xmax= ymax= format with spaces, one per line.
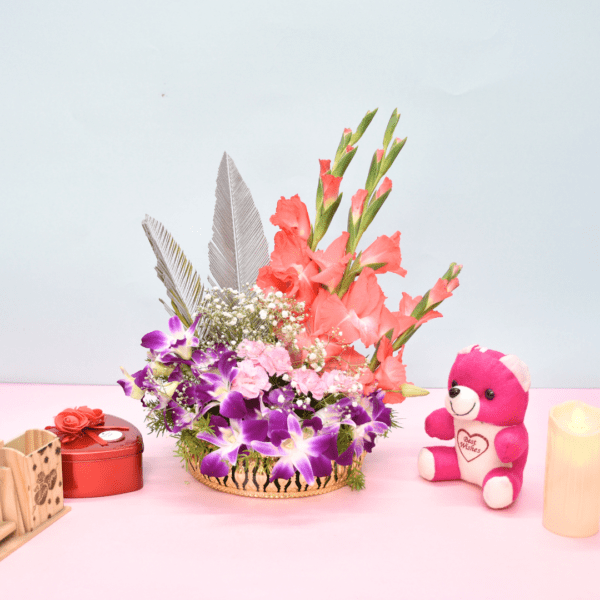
xmin=186 ymin=453 xmax=364 ymax=499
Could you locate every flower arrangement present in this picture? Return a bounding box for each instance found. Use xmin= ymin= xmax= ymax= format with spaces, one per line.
xmin=118 ymin=108 xmax=461 ymax=494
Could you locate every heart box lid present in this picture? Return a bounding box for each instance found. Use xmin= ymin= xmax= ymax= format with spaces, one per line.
xmin=46 ymin=414 xmax=144 ymax=462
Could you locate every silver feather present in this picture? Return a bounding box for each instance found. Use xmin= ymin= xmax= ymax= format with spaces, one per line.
xmin=142 ymin=214 xmax=204 ymax=328
xmin=208 ymin=153 xmax=269 ymax=291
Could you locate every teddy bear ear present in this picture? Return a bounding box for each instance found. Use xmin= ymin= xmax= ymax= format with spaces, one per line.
xmin=458 ymin=344 xmax=479 ymax=354
xmin=500 ymin=355 xmax=531 ymax=392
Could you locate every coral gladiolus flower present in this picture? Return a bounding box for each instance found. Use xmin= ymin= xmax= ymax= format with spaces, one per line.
xmin=390 ymin=314 xmax=418 ymax=340
xmin=270 ymin=194 xmax=311 ymax=241
xmin=359 ymin=231 xmax=407 ymax=276
xmin=341 ymin=268 xmax=398 ymax=347
xmin=350 ymin=189 xmax=368 ymax=225
xmin=257 ymin=231 xmax=320 ymax=305
xmin=324 ymin=346 xmax=367 ymax=373
xmin=394 ymin=292 xmax=442 ymax=327
xmin=309 ymin=289 xmax=360 ymax=344
xmin=310 ymin=270 xmax=398 ymax=348
xmin=310 ymin=232 xmax=354 ymax=292
xmin=375 ymin=177 xmax=392 ymax=199
xmin=293 ymin=327 xmax=346 ymax=370
xmin=427 ymin=278 xmax=456 ymax=307
xmin=321 ymin=173 xmax=342 ymax=209
xmin=374 ymin=337 xmax=409 ymax=404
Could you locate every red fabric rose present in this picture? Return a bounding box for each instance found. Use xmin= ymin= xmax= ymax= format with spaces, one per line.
xmin=76 ymin=406 xmax=105 ymax=427
xmin=51 ymin=406 xmax=107 ymax=442
xmin=54 ymin=408 xmax=90 ymax=436
xmin=48 ymin=407 xmax=124 ymax=447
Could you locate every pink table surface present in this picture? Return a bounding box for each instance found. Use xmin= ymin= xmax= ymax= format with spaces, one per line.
xmin=1 ymin=384 xmax=599 ymax=599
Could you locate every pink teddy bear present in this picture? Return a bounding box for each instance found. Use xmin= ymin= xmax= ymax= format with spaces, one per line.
xmin=418 ymin=344 xmax=530 ymax=509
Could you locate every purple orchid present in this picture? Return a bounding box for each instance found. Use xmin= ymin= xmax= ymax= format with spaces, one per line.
xmin=141 ymin=314 xmax=201 ymax=361
xmin=201 ymin=351 xmax=248 ymax=419
xmin=117 ymin=367 xmax=146 ymax=400
xmin=197 ymin=416 xmax=269 ymax=477
xmin=251 ymin=413 xmax=338 ymax=485
xmin=118 ymin=365 xmax=163 ymax=405
xmin=176 ymin=381 xmax=215 ymax=407
xmin=188 ymin=346 xmax=222 ymax=376
xmin=262 ymin=385 xmax=311 ymax=414
xmin=165 ymin=400 xmax=201 ymax=433
xmin=335 ymin=391 xmax=392 ymax=466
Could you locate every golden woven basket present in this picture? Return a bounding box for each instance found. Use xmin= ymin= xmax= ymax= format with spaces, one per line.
xmin=187 ymin=454 xmax=363 ymax=499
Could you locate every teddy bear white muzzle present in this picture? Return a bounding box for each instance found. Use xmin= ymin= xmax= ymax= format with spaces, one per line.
xmin=445 ymin=386 xmax=480 ymax=420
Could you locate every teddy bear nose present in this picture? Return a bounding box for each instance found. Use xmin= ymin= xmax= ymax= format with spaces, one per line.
xmin=449 ymin=387 xmax=460 ymax=398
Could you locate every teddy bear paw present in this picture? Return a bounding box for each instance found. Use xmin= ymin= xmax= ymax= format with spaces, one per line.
xmin=483 ymin=476 xmax=514 ymax=509
xmin=417 ymin=448 xmax=436 ymax=481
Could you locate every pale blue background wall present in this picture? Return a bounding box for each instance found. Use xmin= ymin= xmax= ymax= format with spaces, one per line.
xmin=1 ymin=1 xmax=598 ymax=387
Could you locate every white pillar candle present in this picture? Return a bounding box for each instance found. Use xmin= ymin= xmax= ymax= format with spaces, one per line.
xmin=543 ymin=400 xmax=600 ymax=537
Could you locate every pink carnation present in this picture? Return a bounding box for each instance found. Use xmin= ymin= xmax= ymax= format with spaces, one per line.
xmin=232 ymin=359 xmax=271 ymax=399
xmin=237 ymin=340 xmax=266 ymax=360
xmin=257 ymin=346 xmax=293 ymax=376
xmin=291 ymin=369 xmax=327 ymax=400
xmin=321 ymin=370 xmax=359 ymax=395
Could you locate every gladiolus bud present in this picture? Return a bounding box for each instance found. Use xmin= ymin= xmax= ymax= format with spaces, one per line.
xmin=344 ymin=128 xmax=352 ymax=135
xmin=400 ymin=383 xmax=429 ymax=397
xmin=447 ymin=278 xmax=459 ymax=292
xmin=322 ymin=173 xmax=343 ymax=209
xmin=346 ymin=145 xmax=354 ymax=153
xmin=376 ymin=149 xmax=384 ymax=162
xmin=426 ymin=278 xmax=454 ymax=308
xmin=376 ymin=177 xmax=392 ymax=200
xmin=350 ymin=189 xmax=368 ymax=225
xmin=319 ymin=159 xmax=331 ymax=176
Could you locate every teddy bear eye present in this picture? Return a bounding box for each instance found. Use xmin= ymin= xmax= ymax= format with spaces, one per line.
xmin=451 ymin=380 xmax=458 ymax=388
xmin=485 ymin=389 xmax=495 ymax=400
